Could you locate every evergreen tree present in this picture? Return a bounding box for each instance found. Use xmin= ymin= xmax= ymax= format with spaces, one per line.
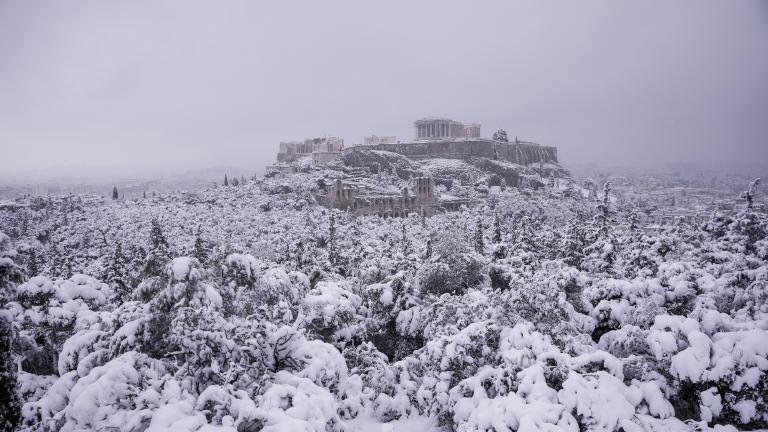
xmin=425 ymin=238 xmax=432 ymax=259
xmin=401 ymin=222 xmax=411 ymax=255
xmin=0 ymin=318 xmax=21 ymax=432
xmin=112 ymin=186 xmax=119 ymax=200
xmin=492 ymin=129 xmax=509 ymax=143
xmin=144 ymin=218 xmax=171 ymax=277
xmin=104 ymin=242 xmax=131 ymax=302
xmin=54 ymin=242 xmax=77 ymax=279
xmin=627 ymin=208 xmax=641 ymax=233
xmin=328 ymin=212 xmax=337 ymax=265
xmin=474 ymin=218 xmax=484 ymax=255
xmin=149 ymin=218 xmax=169 ymax=250
xmin=231 ymin=177 xmax=240 ymax=186
xmin=224 ymin=175 xmax=229 ymax=186
xmin=582 ymin=182 xmax=618 ymax=274
xmin=0 ymin=233 xmax=22 ymax=432
xmin=192 ymin=225 xmax=212 ymax=264
xmin=126 ymin=244 xmax=147 ymax=285
xmin=294 ymin=240 xmax=305 ymax=268
xmin=25 ymin=247 xmax=44 ymax=277
xmin=492 ymin=212 xmax=506 ymax=260
xmin=143 ymin=191 xmax=147 ymax=199
xmin=560 ymin=217 xmax=588 ymax=268
xmin=595 ymin=182 xmax=615 ymax=237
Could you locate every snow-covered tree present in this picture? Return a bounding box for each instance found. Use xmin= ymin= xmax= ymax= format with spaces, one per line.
xmin=0 ymin=233 xmax=22 ymax=432
xmin=492 ymin=129 xmax=509 ymax=143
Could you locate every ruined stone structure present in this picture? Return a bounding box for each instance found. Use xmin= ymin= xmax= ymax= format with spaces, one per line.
xmin=326 ymin=177 xmax=468 ymax=217
xmin=276 ymin=137 xmax=344 ymax=163
xmin=415 ymin=118 xmax=480 ymax=140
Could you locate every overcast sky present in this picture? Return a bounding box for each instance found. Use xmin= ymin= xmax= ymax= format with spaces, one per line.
xmin=1 ymin=0 xmax=767 ymax=178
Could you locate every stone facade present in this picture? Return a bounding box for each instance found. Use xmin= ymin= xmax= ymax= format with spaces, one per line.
xmin=325 ymin=177 xmax=467 ymax=217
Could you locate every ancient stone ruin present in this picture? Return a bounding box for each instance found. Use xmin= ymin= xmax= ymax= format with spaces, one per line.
xmin=325 ymin=177 xmax=469 ymax=217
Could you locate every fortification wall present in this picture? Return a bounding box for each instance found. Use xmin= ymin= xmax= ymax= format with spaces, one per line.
xmin=361 ymin=140 xmax=558 ymax=165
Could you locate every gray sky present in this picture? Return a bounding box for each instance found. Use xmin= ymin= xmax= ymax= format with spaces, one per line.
xmin=1 ymin=0 xmax=767 ymax=178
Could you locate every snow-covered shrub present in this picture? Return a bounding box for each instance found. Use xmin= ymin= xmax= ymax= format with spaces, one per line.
xmin=648 ymin=314 xmax=768 ymax=428
xmin=21 ymin=351 xmax=170 ymax=432
xmin=416 ymin=253 xmax=485 ymax=296
xmin=302 ymin=281 xmax=362 ymax=347
xmin=169 ymin=307 xmax=269 ymax=393
xmin=254 ymin=371 xmax=345 ymax=431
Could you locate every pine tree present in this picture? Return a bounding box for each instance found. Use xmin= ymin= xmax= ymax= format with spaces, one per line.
xmin=595 ymin=182 xmax=615 ymax=237
xmin=628 ymin=208 xmax=641 ymax=233
xmin=492 ymin=212 xmax=506 ymax=260
xmin=56 ymin=242 xmax=77 ymax=279
xmin=144 ymin=218 xmax=171 ymax=277
xmin=492 ymin=129 xmax=509 ymax=143
xmin=294 ymin=240 xmax=305 ymax=268
xmin=25 ymin=247 xmax=43 ymax=277
xmin=149 ymin=218 xmax=169 ymax=251
xmin=0 ymin=318 xmax=21 ymax=432
xmin=224 ymin=175 xmax=229 ymax=186
xmin=126 ymin=244 xmax=147 ymax=286
xmin=328 ymin=213 xmax=337 ymax=265
xmin=0 ymin=234 xmax=22 ymax=431
xmin=401 ymin=222 xmax=411 ymax=255
xmin=425 ymin=238 xmax=432 ymax=259
xmin=143 ymin=191 xmax=147 ymax=199
xmin=582 ymin=183 xmax=618 ymax=274
xmin=104 ymin=242 xmax=131 ymax=302
xmin=112 ymin=186 xmax=119 ymax=200
xmin=560 ymin=215 xmax=588 ymax=268
xmin=192 ymin=226 xmax=211 ymax=264
xmin=474 ymin=219 xmax=484 ymax=255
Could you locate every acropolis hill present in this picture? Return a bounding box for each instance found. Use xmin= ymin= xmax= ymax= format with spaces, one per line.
xmin=273 ymin=118 xmax=559 ymax=167
xmin=268 ymin=118 xmax=566 ymax=217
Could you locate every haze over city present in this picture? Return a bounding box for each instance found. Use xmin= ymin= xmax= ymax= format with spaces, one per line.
xmin=1 ymin=0 xmax=767 ymax=180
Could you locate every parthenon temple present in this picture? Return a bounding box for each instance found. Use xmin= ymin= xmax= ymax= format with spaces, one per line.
xmin=415 ymin=118 xmax=481 ymax=140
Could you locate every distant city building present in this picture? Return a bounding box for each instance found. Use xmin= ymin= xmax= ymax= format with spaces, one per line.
xmin=363 ymin=135 xmax=398 ymax=146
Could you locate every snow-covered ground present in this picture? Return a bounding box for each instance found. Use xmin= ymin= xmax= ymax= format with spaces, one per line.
xmin=1 ymin=169 xmax=767 ymax=431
